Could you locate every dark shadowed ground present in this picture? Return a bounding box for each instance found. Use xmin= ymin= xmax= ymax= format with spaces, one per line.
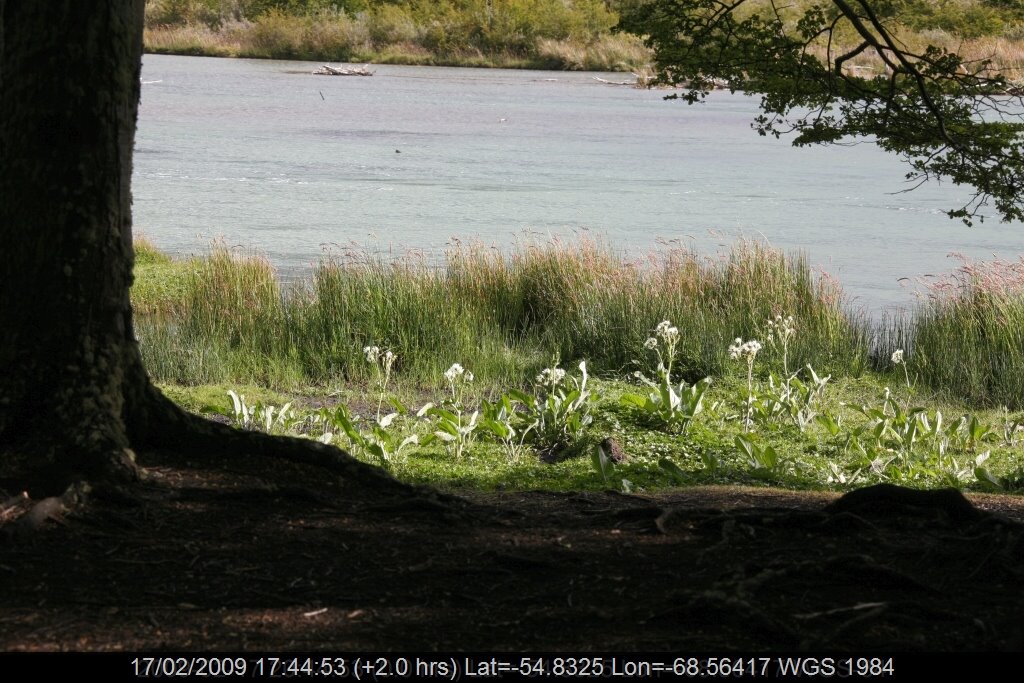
xmin=1 ymin=447 xmax=1023 ymax=652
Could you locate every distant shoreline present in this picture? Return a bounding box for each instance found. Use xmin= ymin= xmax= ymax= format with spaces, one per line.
xmin=143 ymin=23 xmax=651 ymax=73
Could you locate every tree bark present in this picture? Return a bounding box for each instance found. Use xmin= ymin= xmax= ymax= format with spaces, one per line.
xmin=0 ymin=2 xmax=404 ymax=497
xmin=1 ymin=1 xmax=150 ymax=487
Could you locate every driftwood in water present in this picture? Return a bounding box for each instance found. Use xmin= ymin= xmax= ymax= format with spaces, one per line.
xmin=589 ymin=76 xmax=634 ymax=87
xmin=593 ymin=74 xmax=731 ymax=90
xmin=313 ymin=64 xmax=374 ymax=76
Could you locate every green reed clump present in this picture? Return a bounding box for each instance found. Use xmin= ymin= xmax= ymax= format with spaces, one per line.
xmin=137 ymin=244 xmax=305 ymax=386
xmin=134 ymin=238 xmax=869 ymax=389
xmin=299 ymin=253 xmax=534 ymax=385
xmin=131 ymin=235 xmax=193 ymax=316
xmin=890 ymin=257 xmax=1024 ymax=407
xmin=492 ymin=239 xmax=869 ymax=382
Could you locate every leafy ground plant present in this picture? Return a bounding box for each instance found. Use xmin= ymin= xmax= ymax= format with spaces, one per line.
xmin=479 ymin=394 xmax=531 ymax=462
xmin=214 ymin=390 xmax=298 ymax=434
xmin=729 ymin=336 xmax=763 ymax=432
xmin=622 ymin=320 xmax=712 ymax=433
xmin=418 ymin=363 xmax=479 ymax=459
xmin=735 ymin=434 xmax=785 ymax=480
xmin=512 ymin=360 xmax=596 ymax=457
xmin=320 ymin=403 xmax=417 ymax=472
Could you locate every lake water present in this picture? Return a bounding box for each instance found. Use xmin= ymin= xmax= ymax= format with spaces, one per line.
xmin=134 ymin=54 xmax=1024 ymax=314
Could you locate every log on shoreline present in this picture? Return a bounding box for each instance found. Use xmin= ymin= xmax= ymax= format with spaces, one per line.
xmin=313 ymin=64 xmax=374 ymax=76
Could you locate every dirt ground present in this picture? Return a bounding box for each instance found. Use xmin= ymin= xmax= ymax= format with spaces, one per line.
xmin=1 ymin=445 xmax=1023 ymax=653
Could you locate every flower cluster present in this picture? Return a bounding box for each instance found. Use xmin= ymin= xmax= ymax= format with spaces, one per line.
xmin=765 ymin=315 xmax=795 ymax=344
xmin=642 ymin=319 xmax=683 ymax=382
xmin=891 ymin=348 xmax=912 ymax=393
xmin=363 ymin=345 xmax=397 ymax=420
xmin=536 ymin=366 xmax=567 ymax=387
xmin=729 ymin=337 xmax=762 ymax=361
xmin=363 ymin=345 xmax=396 ymax=367
xmin=444 ymin=362 xmax=474 ymax=384
xmin=654 ymin=320 xmax=680 ymax=343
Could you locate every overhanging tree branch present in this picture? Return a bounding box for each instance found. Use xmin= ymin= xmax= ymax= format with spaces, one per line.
xmin=619 ymin=0 xmax=1024 ymax=224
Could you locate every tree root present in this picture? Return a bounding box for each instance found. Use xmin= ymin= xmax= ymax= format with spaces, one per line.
xmin=825 ymin=484 xmax=984 ymax=522
xmin=137 ymin=387 xmax=419 ymax=497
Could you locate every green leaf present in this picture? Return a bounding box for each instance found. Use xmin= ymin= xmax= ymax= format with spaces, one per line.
xmin=426 ymin=406 xmax=460 ymax=423
xmin=591 ymin=443 xmax=613 ymax=482
xmin=366 ymin=442 xmax=388 ymax=462
xmin=975 ymin=467 xmax=1003 ymax=491
xmin=659 ymin=457 xmax=688 ymax=484
xmin=508 ymin=389 xmax=535 ymax=407
xmin=734 ymin=435 xmax=754 ymax=460
xmin=816 ymin=413 xmax=841 ymax=436
xmin=620 ymin=393 xmax=647 ymax=408
xmin=480 ymin=418 xmax=511 ymax=440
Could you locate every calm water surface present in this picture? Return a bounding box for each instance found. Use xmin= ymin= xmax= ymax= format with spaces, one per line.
xmin=134 ymin=54 xmax=1024 ymax=313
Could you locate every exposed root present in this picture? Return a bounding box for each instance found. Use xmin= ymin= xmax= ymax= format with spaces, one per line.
xmin=826 ymin=484 xmax=984 ymax=522
xmin=137 ymin=386 xmax=422 ymax=497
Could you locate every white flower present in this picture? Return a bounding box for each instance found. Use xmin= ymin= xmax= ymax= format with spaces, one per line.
xmin=729 ymin=338 xmax=762 ymax=361
xmin=536 ymin=367 xmax=566 ymax=386
xmin=891 ymin=349 xmax=904 ymax=365
xmin=363 ymin=345 xmax=381 ymax=363
xmin=644 ymin=337 xmax=658 ymax=350
xmin=654 ymin=320 xmax=679 ymax=342
xmin=767 ymin=315 xmax=796 ymax=338
xmin=444 ymin=363 xmax=465 ymax=382
xmin=464 ymin=371 xmax=474 ymax=383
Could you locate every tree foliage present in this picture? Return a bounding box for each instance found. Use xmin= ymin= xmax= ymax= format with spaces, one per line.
xmin=620 ymin=0 xmax=1024 ymax=224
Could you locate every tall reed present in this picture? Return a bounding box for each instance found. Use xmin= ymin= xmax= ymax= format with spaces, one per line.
xmin=886 ymin=257 xmax=1024 ymax=406
xmin=134 ymin=239 xmax=869 ymax=389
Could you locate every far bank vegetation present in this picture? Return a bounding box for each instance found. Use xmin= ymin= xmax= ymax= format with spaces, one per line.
xmin=144 ymin=0 xmax=650 ymax=71
xmin=145 ymin=1 xmax=1024 ymax=77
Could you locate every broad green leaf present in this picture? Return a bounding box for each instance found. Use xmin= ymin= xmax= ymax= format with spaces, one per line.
xmin=659 ymin=457 xmax=687 ymax=483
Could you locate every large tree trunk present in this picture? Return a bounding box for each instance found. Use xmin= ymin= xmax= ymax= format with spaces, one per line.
xmin=0 ymin=1 xmax=152 ymax=487
xmin=0 ymin=2 xmax=403 ymax=497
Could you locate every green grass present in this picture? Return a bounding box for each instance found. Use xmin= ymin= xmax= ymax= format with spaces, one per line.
xmin=878 ymin=257 xmax=1024 ymax=408
xmin=161 ymin=374 xmax=1024 ymax=494
xmin=134 ymin=238 xmax=1024 ymax=495
xmin=133 ymin=239 xmax=1024 ymax=412
xmin=133 ymin=238 xmax=869 ymax=390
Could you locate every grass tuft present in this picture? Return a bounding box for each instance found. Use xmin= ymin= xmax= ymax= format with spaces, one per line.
xmin=134 ymin=238 xmax=869 ymax=390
